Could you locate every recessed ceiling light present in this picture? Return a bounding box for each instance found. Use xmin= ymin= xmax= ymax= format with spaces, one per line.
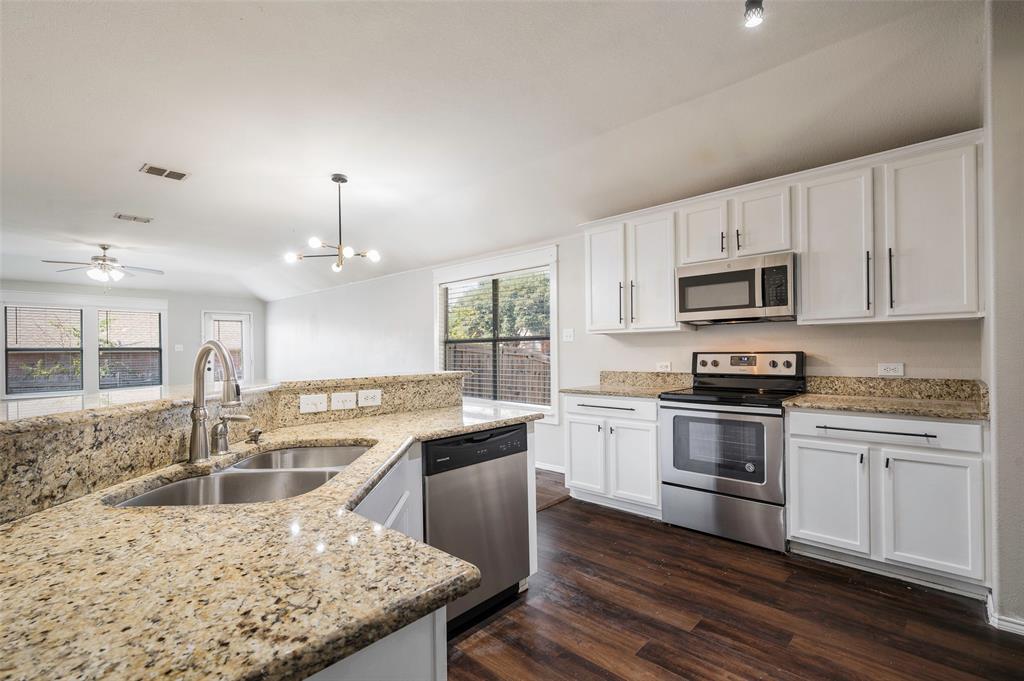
xmin=113 ymin=212 xmax=153 ymax=223
xmin=744 ymin=0 xmax=764 ymax=28
xmin=139 ymin=163 xmax=189 ymax=181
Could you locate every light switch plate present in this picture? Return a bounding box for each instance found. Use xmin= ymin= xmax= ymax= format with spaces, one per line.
xmin=656 ymin=361 xmax=672 ymax=372
xmin=562 ymin=328 xmax=575 ymax=342
xmin=331 ymin=392 xmax=357 ymax=410
xmin=357 ymin=389 xmax=382 ymax=407
xmin=173 ymin=344 xmax=184 ymax=352
xmin=299 ymin=394 xmax=328 ymax=413
xmin=877 ymin=362 xmax=905 ymax=377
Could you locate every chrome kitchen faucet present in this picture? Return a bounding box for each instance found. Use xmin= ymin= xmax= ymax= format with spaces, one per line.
xmin=189 ymin=339 xmax=245 ymax=463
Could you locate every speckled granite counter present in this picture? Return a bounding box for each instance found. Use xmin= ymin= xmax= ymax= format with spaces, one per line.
xmin=0 ymin=404 xmax=543 ymax=681
xmin=783 ymin=394 xmax=988 ymax=421
xmin=560 ymin=370 xmax=691 ymax=399
xmin=786 ymin=376 xmax=988 ymax=421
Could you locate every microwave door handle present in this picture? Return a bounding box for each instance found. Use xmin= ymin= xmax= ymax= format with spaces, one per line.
xmin=754 ymin=266 xmax=763 ymax=308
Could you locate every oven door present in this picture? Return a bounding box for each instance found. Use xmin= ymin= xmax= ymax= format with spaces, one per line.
xmin=676 ymin=261 xmax=764 ymax=323
xmin=658 ymin=403 xmax=784 ymax=504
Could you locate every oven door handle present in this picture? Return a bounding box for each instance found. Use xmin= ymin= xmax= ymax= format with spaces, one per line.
xmin=658 ymin=404 xmax=784 ymax=418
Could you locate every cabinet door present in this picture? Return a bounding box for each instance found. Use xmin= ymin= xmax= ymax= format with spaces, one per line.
xmin=676 ymin=199 xmax=729 ymax=264
xmin=883 ymin=145 xmax=978 ymax=317
xmin=565 ymin=416 xmax=606 ymax=494
xmin=788 ymin=438 xmax=870 ymax=554
xmin=731 ymin=184 xmax=792 ymax=256
xmin=608 ymin=420 xmax=659 ymax=507
xmin=798 ymin=168 xmax=874 ymax=322
xmin=880 ymin=448 xmax=984 ymax=579
xmin=585 ymin=223 xmax=626 ymax=332
xmin=627 ymin=212 xmax=678 ymax=330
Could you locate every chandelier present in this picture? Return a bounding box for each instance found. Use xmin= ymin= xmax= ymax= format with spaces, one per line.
xmin=284 ymin=174 xmax=380 ymax=272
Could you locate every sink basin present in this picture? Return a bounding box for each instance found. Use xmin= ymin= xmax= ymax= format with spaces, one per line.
xmin=118 ymin=470 xmax=337 ymax=507
xmin=230 ymin=445 xmax=369 ymax=471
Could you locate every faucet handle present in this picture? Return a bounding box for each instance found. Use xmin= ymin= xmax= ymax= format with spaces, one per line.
xmin=220 ymin=414 xmax=251 ymax=423
xmin=246 ymin=428 xmax=263 ymax=444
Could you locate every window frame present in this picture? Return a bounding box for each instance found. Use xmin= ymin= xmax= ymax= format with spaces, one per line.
xmin=201 ymin=310 xmax=255 ymax=388
xmin=4 ymin=306 xmax=84 ymax=396
xmin=433 ymin=245 xmax=559 ymax=423
xmin=0 ymin=290 xmax=169 ymax=400
xmin=97 ymin=309 xmax=164 ymax=391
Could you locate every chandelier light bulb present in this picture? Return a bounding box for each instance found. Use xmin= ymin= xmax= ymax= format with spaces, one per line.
xmin=342 ymin=245 xmax=355 ymax=259
xmin=366 ymin=249 xmax=381 ymax=263
xmin=331 ymin=261 xmax=343 ymax=273
xmin=284 ymin=252 xmax=298 ymax=264
xmin=87 ymin=267 xmax=109 ymax=282
xmin=744 ymin=0 xmax=764 ymax=27
xmin=308 ymin=237 xmax=323 ymax=249
xmin=108 ymin=269 xmax=125 ymax=282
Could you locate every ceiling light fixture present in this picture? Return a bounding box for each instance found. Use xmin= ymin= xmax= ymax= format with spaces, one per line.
xmin=42 ymin=244 xmax=164 ymax=284
xmin=744 ymin=0 xmax=764 ymax=27
xmin=284 ymin=174 xmax=381 ymax=272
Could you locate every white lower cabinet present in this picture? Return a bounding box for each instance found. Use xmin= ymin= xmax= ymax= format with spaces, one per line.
xmin=788 ymin=439 xmax=870 ymax=554
xmin=787 ymin=410 xmax=987 ymax=588
xmin=564 ymin=396 xmax=659 ymax=517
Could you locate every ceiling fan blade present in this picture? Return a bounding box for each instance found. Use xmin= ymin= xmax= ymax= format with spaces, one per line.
xmin=42 ymin=260 xmax=92 ymax=266
xmin=120 ymin=265 xmax=164 ymax=275
xmin=55 ymin=266 xmax=90 ymax=272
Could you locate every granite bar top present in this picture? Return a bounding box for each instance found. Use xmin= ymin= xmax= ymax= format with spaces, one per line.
xmin=782 ymin=394 xmax=988 ymax=421
xmin=0 ymin=404 xmax=543 ymax=681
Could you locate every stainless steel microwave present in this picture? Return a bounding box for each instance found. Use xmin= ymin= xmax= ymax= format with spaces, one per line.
xmin=675 ymin=252 xmax=795 ymax=325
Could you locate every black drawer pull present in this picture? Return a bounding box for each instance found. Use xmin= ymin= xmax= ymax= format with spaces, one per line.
xmin=577 ymin=403 xmax=636 ymax=411
xmin=816 ymin=425 xmax=936 ymax=439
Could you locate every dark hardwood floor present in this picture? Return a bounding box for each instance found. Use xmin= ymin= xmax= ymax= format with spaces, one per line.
xmin=536 ymin=470 xmax=570 ymax=512
xmin=449 ymin=499 xmax=1024 ymax=681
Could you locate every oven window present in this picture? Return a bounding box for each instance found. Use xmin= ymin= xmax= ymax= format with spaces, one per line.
xmin=671 ymin=414 xmax=765 ymax=484
xmin=679 ymin=269 xmax=756 ymax=312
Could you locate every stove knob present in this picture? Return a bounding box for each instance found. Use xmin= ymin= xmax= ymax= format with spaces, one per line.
xmin=769 ymin=360 xmax=779 ymax=368
xmin=699 ymin=360 xmax=708 ymax=367
xmin=710 ymin=359 xmax=719 ymax=368
xmin=783 ymin=360 xmax=793 ymax=369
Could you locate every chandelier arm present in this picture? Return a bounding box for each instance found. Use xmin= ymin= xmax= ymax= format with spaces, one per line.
xmin=301 ymin=253 xmax=338 ymax=259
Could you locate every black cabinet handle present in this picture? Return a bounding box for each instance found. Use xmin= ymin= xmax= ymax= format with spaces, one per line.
xmin=630 ymin=281 xmax=636 ymax=323
xmin=865 ymin=251 xmax=872 ymax=311
xmin=597 ymin=424 xmax=602 ymax=433
xmin=735 ymin=229 xmax=741 ymax=250
xmin=859 ymin=452 xmax=864 ymax=464
xmin=720 ymin=231 xmax=726 ymax=253
xmin=815 ymin=425 xmax=936 ymax=439
xmin=578 ymin=403 xmax=636 ymax=411
xmin=618 ymin=282 xmax=624 ymax=323
xmin=609 ymin=426 xmax=616 ymax=435
xmin=885 ymin=457 xmax=891 ymax=469
xmin=888 ymin=248 xmax=895 ymax=309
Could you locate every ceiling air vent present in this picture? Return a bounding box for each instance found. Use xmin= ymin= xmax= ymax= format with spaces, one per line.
xmin=139 ymin=163 xmax=189 ymax=181
xmin=113 ymin=212 xmax=153 ymax=223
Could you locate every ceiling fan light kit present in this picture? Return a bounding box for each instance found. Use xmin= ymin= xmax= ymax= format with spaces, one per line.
xmin=42 ymin=244 xmax=165 ymax=285
xmin=284 ymin=173 xmax=381 ymax=272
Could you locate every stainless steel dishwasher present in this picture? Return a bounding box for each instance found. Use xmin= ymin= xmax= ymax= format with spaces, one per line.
xmin=424 ymin=423 xmax=530 ymax=627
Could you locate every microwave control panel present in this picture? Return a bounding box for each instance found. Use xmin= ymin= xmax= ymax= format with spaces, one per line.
xmin=763 ymin=266 xmax=789 ymax=307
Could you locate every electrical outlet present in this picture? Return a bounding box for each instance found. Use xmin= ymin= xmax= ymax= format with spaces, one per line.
xmin=877 ymin=363 xmax=905 ymax=377
xmin=299 ymin=394 xmax=328 ymax=413
xmin=656 ymin=361 xmax=672 ymax=372
xmin=357 ymin=389 xmax=382 ymax=407
xmin=331 ymin=392 xmax=357 ymax=410
xmin=562 ymin=328 xmax=575 ymax=342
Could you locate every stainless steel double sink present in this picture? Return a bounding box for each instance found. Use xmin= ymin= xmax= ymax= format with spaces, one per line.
xmin=118 ymin=445 xmax=370 ymax=508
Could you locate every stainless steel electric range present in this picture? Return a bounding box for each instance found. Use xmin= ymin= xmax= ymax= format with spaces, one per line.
xmin=658 ymin=351 xmax=805 ymax=552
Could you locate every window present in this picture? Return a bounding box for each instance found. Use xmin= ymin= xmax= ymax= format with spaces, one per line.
xmin=4 ymin=306 xmax=83 ymax=394
xmin=203 ymin=311 xmax=253 ymax=384
xmin=98 ymin=310 xmax=162 ymax=389
xmin=443 ymin=269 xmax=551 ymax=406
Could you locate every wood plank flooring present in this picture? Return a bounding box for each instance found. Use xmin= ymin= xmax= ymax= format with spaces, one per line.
xmin=449 ymin=499 xmax=1024 ymax=681
xmin=536 ymin=470 xmax=570 ymax=512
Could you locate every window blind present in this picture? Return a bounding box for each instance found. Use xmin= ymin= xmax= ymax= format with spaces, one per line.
xmin=442 ymin=268 xmax=551 ymax=406
xmin=98 ymin=310 xmax=162 ymax=389
xmin=4 ymin=306 xmax=83 ymax=394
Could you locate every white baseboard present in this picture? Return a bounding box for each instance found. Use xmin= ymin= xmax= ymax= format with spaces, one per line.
xmin=570 ymin=489 xmax=662 ymax=520
xmin=535 ymin=462 xmax=564 ymax=474
xmin=988 ymin=594 xmax=1024 ymax=635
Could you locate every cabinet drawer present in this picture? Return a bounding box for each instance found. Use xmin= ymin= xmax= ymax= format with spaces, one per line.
xmin=564 ymin=395 xmax=656 ymax=421
xmin=788 ymin=411 xmax=982 ymax=453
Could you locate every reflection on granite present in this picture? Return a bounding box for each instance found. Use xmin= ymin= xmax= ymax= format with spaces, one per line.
xmin=0 ymin=405 xmax=543 ymax=681
xmin=0 ymin=373 xmax=468 ymax=524
xmin=561 ymin=371 xmax=691 ymax=398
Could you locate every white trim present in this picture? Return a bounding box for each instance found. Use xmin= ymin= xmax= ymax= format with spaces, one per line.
xmin=988 ymin=594 xmax=1024 ymax=635
xmin=0 ymin=289 xmax=168 ymax=311
xmin=434 ymin=246 xmax=560 ymax=425
xmin=535 ymin=461 xmax=565 ymax=474
xmin=569 ymin=489 xmax=662 ymax=520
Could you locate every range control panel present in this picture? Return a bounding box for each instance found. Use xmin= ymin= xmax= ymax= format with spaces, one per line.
xmin=693 ymin=352 xmax=802 ymax=376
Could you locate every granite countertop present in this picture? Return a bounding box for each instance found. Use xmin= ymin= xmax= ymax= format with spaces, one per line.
xmin=560 ymin=384 xmax=678 ymax=399
xmin=560 ymin=370 xmax=691 ymax=399
xmin=0 ymin=404 xmax=543 ymax=681
xmin=782 ymin=393 xmax=988 ymax=421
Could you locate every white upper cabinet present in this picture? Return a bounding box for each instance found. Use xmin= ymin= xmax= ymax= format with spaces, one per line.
xmin=626 ymin=212 xmax=678 ymax=331
xmin=731 ymin=184 xmax=792 ymax=256
xmin=798 ymin=168 xmax=874 ymax=322
xmin=883 ymin=145 xmax=979 ymax=318
xmin=584 ymin=223 xmax=626 ymax=332
xmin=676 ymin=198 xmax=729 ymax=264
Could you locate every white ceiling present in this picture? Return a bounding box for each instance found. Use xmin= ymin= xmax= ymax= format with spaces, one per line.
xmin=0 ymin=1 xmax=983 ymax=300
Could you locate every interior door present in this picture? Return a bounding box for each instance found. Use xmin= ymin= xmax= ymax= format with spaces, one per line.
xmin=880 ymin=447 xmax=984 ymax=579
xmin=608 ymin=420 xmax=659 ymax=507
xmin=565 ymin=416 xmax=606 ymax=493
xmin=676 ymin=199 xmax=729 ymax=264
xmin=585 ymin=223 xmax=626 ymax=332
xmin=788 ymin=438 xmax=871 ymax=554
xmin=883 ymin=145 xmax=978 ymax=317
xmin=627 ymin=212 xmax=677 ymax=330
xmin=731 ymin=184 xmax=792 ymax=256
xmin=798 ymin=168 xmax=875 ymax=322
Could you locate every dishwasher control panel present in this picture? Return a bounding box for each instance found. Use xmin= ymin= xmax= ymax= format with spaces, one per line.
xmin=423 ymin=424 xmax=528 ymax=476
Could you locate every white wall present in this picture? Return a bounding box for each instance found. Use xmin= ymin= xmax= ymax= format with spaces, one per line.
xmin=0 ymin=279 xmax=267 ymax=386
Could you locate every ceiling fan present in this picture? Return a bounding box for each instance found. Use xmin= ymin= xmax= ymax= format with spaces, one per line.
xmin=42 ymin=244 xmax=165 ymax=283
